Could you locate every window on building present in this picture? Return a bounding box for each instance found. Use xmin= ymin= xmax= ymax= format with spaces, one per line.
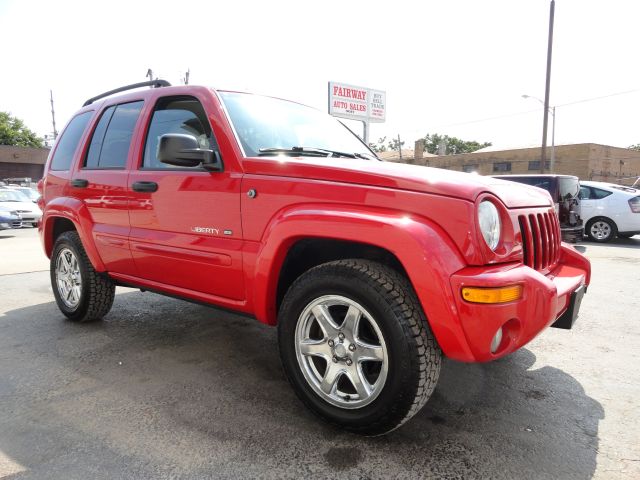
xmin=84 ymin=101 xmax=143 ymax=169
xmin=50 ymin=111 xmax=93 ymax=171
xmin=462 ymin=164 xmax=478 ymax=173
xmin=493 ymin=162 xmax=512 ymax=172
xmin=528 ymin=160 xmax=551 ymax=171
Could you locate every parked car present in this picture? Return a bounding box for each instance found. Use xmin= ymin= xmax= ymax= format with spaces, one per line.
xmin=492 ymin=174 xmax=584 ymax=242
xmin=0 ymin=189 xmax=42 ymax=227
xmin=38 ymin=80 xmax=590 ymax=435
xmin=0 ymin=207 xmax=22 ymax=230
xmin=578 ymin=180 xmax=640 ymax=242
xmin=8 ymin=186 xmax=41 ymax=203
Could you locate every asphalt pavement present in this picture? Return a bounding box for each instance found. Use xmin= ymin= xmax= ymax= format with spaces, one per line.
xmin=0 ymin=228 xmax=639 ymax=479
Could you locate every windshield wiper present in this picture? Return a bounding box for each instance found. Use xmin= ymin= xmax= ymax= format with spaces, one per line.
xmin=258 ymin=146 xmax=358 ymax=158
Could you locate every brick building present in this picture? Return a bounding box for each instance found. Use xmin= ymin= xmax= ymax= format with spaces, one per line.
xmin=417 ymin=143 xmax=640 ymax=185
xmin=0 ymin=145 xmax=50 ymax=182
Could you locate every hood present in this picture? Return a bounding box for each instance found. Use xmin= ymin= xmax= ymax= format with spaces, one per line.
xmin=0 ymin=201 xmax=42 ymax=213
xmin=242 ymin=157 xmax=552 ymax=208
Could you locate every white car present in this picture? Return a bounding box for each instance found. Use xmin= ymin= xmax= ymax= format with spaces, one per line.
xmin=8 ymin=186 xmax=41 ymax=203
xmin=579 ymin=180 xmax=640 ymax=242
xmin=0 ymin=189 xmax=42 ymax=227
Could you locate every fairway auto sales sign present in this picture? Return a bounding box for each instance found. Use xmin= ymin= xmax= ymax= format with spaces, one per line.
xmin=328 ymin=81 xmax=386 ymax=123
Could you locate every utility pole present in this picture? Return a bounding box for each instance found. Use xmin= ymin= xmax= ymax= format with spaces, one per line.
xmin=540 ymin=0 xmax=555 ymax=173
xmin=398 ymin=134 xmax=403 ymax=160
xmin=146 ymin=69 xmax=154 ymax=82
xmin=183 ymin=69 xmax=190 ymax=85
xmin=49 ymin=90 xmax=58 ymax=139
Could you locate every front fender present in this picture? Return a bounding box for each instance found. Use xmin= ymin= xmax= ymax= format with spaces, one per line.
xmin=252 ymin=204 xmax=475 ymax=360
xmin=41 ymin=197 xmax=106 ymax=272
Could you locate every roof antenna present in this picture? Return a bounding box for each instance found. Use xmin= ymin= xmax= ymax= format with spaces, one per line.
xmin=183 ymin=68 xmax=190 ymax=85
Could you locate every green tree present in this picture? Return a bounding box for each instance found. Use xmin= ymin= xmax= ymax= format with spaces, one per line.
xmin=368 ymin=136 xmax=387 ymax=153
xmin=422 ymin=133 xmax=491 ymax=155
xmin=628 ymin=144 xmax=640 ymax=151
xmin=387 ymin=137 xmax=405 ymax=152
xmin=0 ymin=112 xmax=43 ymax=148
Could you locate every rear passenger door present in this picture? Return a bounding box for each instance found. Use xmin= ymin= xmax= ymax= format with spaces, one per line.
xmin=70 ymin=101 xmax=144 ymax=275
xmin=127 ymin=94 xmax=244 ymax=300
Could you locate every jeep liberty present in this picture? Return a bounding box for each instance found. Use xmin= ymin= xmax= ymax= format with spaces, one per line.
xmin=38 ymin=80 xmax=591 ymax=435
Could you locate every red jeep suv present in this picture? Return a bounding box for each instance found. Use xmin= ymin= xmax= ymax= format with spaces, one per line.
xmin=38 ymin=80 xmax=591 ymax=435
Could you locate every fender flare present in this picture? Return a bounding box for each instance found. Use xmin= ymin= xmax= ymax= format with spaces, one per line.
xmin=252 ymin=204 xmax=474 ymax=360
xmin=41 ymin=197 xmax=106 ymax=272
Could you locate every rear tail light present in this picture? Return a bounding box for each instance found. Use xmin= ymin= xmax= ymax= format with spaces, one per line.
xmin=630 ymin=196 xmax=640 ymax=213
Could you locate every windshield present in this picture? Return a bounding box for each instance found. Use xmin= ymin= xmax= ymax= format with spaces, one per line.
xmin=16 ymin=188 xmax=39 ymax=199
xmin=0 ymin=190 xmax=30 ymax=202
xmin=219 ymin=92 xmax=376 ymax=159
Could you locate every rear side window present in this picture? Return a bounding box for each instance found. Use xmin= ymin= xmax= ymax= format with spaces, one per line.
xmin=50 ymin=111 xmax=93 ymax=171
xmin=580 ymin=186 xmax=612 ymax=200
xmin=504 ymin=177 xmax=553 ymax=195
xmin=143 ymin=96 xmax=217 ymax=169
xmin=84 ymin=101 xmax=143 ymax=169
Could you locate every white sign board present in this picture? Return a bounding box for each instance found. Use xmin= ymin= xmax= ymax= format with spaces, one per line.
xmin=328 ymin=81 xmax=386 ymax=123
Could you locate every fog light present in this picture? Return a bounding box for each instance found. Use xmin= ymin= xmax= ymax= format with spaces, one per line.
xmin=490 ymin=327 xmax=503 ymax=354
xmin=461 ymin=285 xmax=522 ymax=304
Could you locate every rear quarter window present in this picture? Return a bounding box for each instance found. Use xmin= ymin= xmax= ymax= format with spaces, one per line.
xmin=50 ymin=111 xmax=93 ymax=171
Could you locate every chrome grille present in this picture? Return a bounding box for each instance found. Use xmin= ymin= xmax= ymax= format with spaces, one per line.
xmin=518 ymin=209 xmax=561 ymax=271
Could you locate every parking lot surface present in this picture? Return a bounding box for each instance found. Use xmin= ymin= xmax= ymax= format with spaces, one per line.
xmin=1 ymin=228 xmax=639 ymax=479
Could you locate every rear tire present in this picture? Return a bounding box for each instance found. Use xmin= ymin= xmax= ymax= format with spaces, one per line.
xmin=51 ymin=231 xmax=115 ymax=322
xmin=278 ymin=259 xmax=441 ymax=436
xmin=586 ymin=217 xmax=617 ymax=242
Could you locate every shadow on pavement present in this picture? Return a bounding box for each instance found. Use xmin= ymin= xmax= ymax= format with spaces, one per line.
xmin=0 ymin=291 xmax=604 ymax=479
xmin=578 ymin=235 xmax=640 ymax=250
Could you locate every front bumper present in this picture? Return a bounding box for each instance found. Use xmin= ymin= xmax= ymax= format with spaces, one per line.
xmin=448 ymin=243 xmax=590 ymax=362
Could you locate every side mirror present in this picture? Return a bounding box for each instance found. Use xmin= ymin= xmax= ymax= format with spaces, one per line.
xmin=157 ymin=134 xmax=223 ymax=171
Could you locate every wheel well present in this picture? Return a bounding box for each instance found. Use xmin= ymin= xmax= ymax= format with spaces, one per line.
xmin=52 ymin=217 xmax=77 ymax=243
xmin=276 ymin=238 xmax=408 ymax=312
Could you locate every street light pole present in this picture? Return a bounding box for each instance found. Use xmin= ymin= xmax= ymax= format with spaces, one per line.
xmin=550 ymin=106 xmax=556 ymax=172
xmin=540 ymin=0 xmax=556 ymax=173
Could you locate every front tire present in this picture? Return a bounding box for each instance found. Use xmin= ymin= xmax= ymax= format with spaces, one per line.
xmin=51 ymin=231 xmax=115 ymax=322
xmin=278 ymin=259 xmax=441 ymax=435
xmin=586 ymin=217 xmax=617 ymax=242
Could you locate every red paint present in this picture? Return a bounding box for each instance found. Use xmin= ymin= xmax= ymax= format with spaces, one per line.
xmin=39 ymin=86 xmax=591 ymax=362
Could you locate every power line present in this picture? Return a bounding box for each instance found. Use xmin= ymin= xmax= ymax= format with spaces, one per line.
xmin=557 ymin=87 xmax=640 ymax=107
xmin=423 ymin=87 xmax=640 ymax=131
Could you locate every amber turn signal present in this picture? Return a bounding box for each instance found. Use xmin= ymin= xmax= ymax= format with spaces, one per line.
xmin=461 ymin=285 xmax=523 ymax=304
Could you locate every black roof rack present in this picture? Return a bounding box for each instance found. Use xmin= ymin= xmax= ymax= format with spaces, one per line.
xmin=82 ymin=79 xmax=171 ymax=107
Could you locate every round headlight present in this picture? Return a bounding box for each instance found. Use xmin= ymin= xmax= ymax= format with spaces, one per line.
xmin=478 ymin=200 xmax=501 ymax=251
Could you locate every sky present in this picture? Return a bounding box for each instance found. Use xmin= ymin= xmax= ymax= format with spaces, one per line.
xmin=0 ymin=0 xmax=638 ymax=151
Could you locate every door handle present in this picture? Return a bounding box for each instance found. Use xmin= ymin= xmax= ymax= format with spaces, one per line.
xmin=70 ymin=179 xmax=89 ymax=188
xmin=132 ymin=181 xmax=158 ymax=193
